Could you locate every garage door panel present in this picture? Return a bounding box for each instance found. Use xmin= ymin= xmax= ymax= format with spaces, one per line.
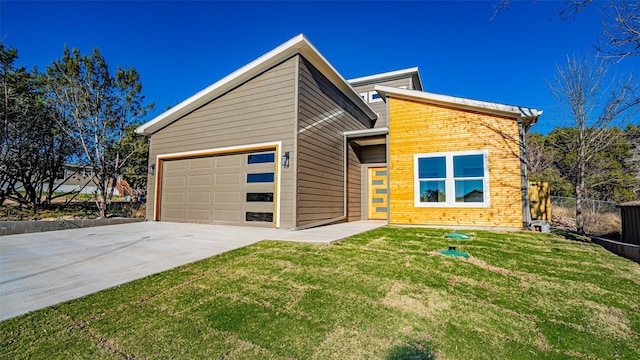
xmin=215 ymin=210 xmax=242 ymax=222
xmin=163 ymin=176 xmax=187 ymax=187
xmin=188 ymin=192 xmax=211 ymax=203
xmin=186 ymin=209 xmax=211 ymax=222
xmin=162 ymin=209 xmax=185 ymax=221
xmin=163 ymin=193 xmax=185 ymax=203
xmin=215 ymin=173 xmax=242 ymax=185
xmin=188 ymin=157 xmax=213 ymax=169
xmin=216 ymin=155 xmax=243 ymax=168
xmin=216 ymin=192 xmax=241 ymax=203
xmin=188 ymin=175 xmax=212 ymax=186
xmin=164 ymin=160 xmax=187 ymax=171
xmin=160 ymin=150 xmax=275 ymax=227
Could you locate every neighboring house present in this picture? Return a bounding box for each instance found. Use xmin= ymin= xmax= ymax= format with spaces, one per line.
xmin=136 ymin=34 xmax=542 ymax=230
xmin=51 ymin=164 xmax=131 ymax=197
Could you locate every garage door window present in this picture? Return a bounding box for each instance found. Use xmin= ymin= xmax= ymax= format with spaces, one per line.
xmin=247 ymin=172 xmax=274 ymax=183
xmin=246 ymin=192 xmax=274 ymax=202
xmin=248 ymin=153 xmax=275 ymax=164
xmin=246 ymin=212 xmax=273 ymax=222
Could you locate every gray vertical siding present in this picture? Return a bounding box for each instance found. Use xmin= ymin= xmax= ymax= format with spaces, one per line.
xmin=146 ymin=56 xmax=298 ymax=228
xmin=621 ymin=204 xmax=640 ymax=245
xmin=296 ymin=57 xmax=372 ymax=228
xmin=351 ymin=78 xmax=413 ymax=128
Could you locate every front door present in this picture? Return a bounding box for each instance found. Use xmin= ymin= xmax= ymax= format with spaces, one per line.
xmin=368 ymin=167 xmax=388 ymax=220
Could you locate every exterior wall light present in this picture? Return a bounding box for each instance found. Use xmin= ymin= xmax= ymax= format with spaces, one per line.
xmin=282 ymin=151 xmax=290 ymax=168
xmin=148 ymin=164 xmax=155 ymax=175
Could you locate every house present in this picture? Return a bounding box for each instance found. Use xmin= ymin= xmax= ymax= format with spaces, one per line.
xmin=136 ymin=34 xmax=542 ymax=230
xmin=50 ymin=164 xmax=133 ymax=197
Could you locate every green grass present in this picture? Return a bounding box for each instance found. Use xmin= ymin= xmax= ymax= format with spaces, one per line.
xmin=1 ymin=227 xmax=639 ymax=359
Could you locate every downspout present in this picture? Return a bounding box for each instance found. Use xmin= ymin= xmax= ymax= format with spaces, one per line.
xmin=518 ymin=117 xmax=532 ymax=229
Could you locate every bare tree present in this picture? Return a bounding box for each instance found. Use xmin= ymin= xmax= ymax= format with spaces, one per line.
xmin=43 ymin=46 xmax=152 ymax=218
xmin=494 ymin=0 xmax=640 ymax=59
xmin=549 ymin=54 xmax=639 ymax=232
xmin=598 ymin=1 xmax=640 ymax=59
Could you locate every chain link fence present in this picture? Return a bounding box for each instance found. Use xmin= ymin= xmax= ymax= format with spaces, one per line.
xmin=551 ymin=196 xmax=620 ymax=215
xmin=550 ymin=196 xmax=621 ymax=237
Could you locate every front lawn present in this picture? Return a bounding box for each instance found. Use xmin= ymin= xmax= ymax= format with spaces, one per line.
xmin=1 ymin=227 xmax=639 ymax=359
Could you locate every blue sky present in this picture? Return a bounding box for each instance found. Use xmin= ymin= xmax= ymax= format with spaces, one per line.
xmin=2 ymin=1 xmax=638 ymax=133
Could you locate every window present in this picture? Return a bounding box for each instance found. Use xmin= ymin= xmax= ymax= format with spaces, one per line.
xmin=248 ymin=152 xmax=275 ymax=164
xmin=414 ymin=150 xmax=489 ymax=208
xmin=247 ymin=172 xmax=274 ymax=183
xmin=246 ymin=212 xmax=273 ymax=222
xmin=246 ymin=192 xmax=273 ymax=202
xmin=368 ymin=92 xmax=383 ymax=103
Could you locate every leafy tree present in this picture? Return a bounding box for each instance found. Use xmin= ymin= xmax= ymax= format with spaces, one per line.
xmin=43 ymin=46 xmax=153 ymax=217
xmin=0 ymin=44 xmax=22 ymax=205
xmin=114 ymin=124 xmax=149 ymax=194
xmin=548 ymin=55 xmax=638 ymax=232
xmin=531 ymin=128 xmax=579 ymax=198
xmin=0 ymin=44 xmax=74 ymax=212
xmin=625 ymin=124 xmax=640 ymax=198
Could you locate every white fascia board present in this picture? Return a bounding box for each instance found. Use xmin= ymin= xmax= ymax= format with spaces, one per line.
xmin=348 ymin=67 xmax=420 ymax=85
xmin=343 ymin=127 xmax=389 ymax=138
xmin=136 ymin=34 xmax=377 ymax=135
xmin=374 ymin=85 xmax=543 ymax=120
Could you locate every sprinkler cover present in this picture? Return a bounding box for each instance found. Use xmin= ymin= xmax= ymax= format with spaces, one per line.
xmin=445 ymin=232 xmax=471 ymax=240
xmin=438 ymin=247 xmax=470 ymax=258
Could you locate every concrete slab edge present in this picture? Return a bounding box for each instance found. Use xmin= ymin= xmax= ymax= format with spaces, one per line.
xmin=0 ymin=218 xmax=145 ymax=236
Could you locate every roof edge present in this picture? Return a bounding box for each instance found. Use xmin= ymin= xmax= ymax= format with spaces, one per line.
xmin=137 ymin=34 xmax=377 ymax=135
xmin=374 ymin=85 xmax=542 ymax=121
xmin=348 ymin=67 xmax=423 ymax=90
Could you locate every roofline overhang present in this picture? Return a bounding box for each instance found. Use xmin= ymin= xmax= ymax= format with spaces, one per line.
xmin=343 ymin=127 xmax=389 ymax=138
xmin=374 ymin=85 xmax=542 ymax=125
xmin=348 ymin=67 xmax=423 ymax=91
xmin=136 ymin=34 xmax=378 ymax=135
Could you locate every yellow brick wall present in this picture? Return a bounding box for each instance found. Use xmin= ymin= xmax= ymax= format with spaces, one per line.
xmin=388 ymin=98 xmax=524 ymax=229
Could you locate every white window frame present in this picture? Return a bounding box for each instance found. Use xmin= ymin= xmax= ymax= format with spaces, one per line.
xmin=414 ymin=150 xmax=490 ymax=208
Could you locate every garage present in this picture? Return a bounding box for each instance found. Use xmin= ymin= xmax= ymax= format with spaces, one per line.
xmin=158 ymin=150 xmax=276 ymax=227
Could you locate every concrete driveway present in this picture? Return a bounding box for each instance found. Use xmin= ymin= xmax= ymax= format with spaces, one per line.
xmin=0 ymin=220 xmax=384 ymax=321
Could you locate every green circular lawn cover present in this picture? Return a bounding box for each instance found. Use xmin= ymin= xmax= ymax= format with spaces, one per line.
xmin=445 ymin=232 xmax=471 ymax=240
xmin=437 ymin=249 xmax=470 ymax=258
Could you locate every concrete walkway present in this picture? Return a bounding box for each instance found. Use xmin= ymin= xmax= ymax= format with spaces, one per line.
xmin=0 ymin=220 xmax=385 ymax=321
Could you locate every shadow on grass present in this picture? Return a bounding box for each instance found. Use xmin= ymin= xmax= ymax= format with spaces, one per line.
xmin=386 ymin=341 xmax=436 ymax=360
xmin=551 ymin=228 xmax=591 ymax=243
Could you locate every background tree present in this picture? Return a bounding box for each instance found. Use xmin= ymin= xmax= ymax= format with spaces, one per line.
xmin=548 ymin=54 xmax=638 ymax=232
xmin=0 ymin=44 xmax=22 ymax=206
xmin=494 ymin=0 xmax=640 ymax=59
xmin=43 ymin=46 xmax=152 ymax=217
xmin=526 ymin=130 xmax=575 ymax=198
xmin=117 ymin=124 xmax=149 ymax=195
xmin=0 ymin=44 xmax=74 ymax=212
xmin=625 ymin=124 xmax=640 ymax=198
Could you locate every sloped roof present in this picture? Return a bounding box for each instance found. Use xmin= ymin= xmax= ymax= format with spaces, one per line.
xmin=374 ymin=85 xmax=542 ymax=127
xmin=136 ymin=34 xmax=377 ymax=135
xmin=348 ymin=67 xmax=424 ymax=91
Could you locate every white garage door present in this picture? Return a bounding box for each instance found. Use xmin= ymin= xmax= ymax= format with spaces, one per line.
xmin=160 ymin=151 xmax=276 ymax=227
